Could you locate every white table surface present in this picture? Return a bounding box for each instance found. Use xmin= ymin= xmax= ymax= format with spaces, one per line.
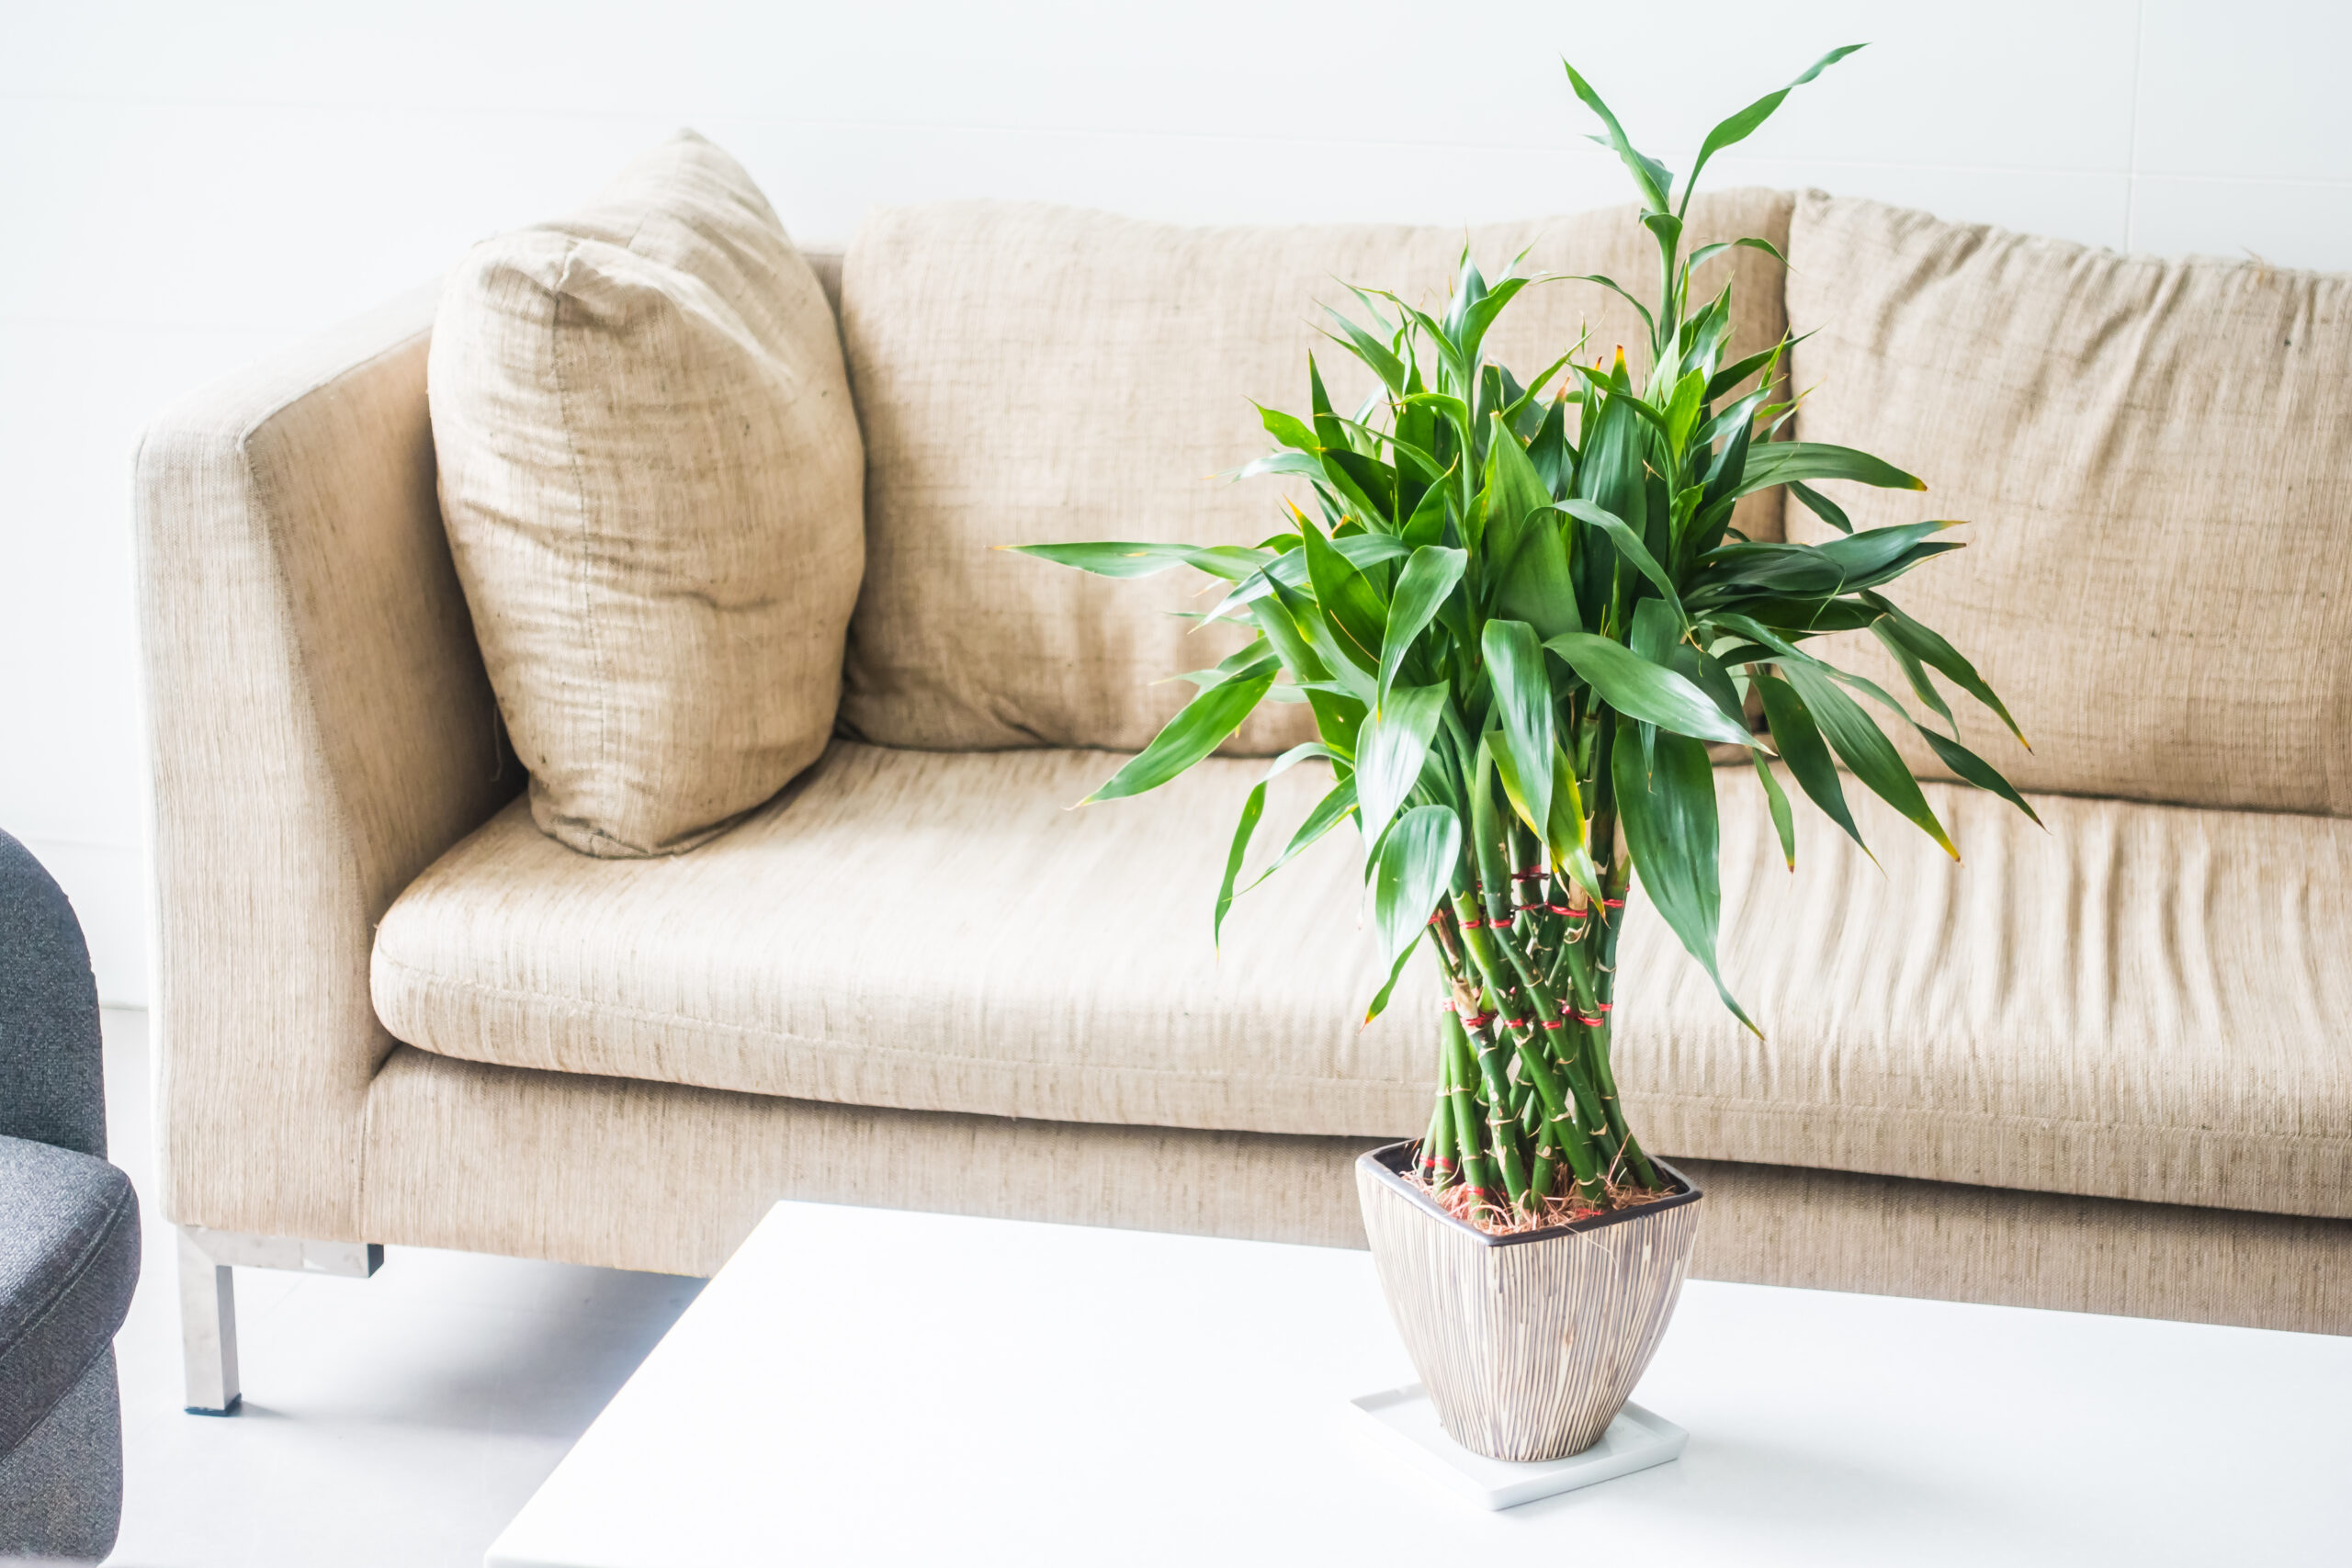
xmin=486 ymin=1201 xmax=2350 ymax=1567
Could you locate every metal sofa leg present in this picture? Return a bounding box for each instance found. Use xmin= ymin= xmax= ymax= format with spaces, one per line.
xmin=176 ymin=1225 xmax=383 ymax=1416
xmin=176 ymin=1230 xmax=239 ymax=1415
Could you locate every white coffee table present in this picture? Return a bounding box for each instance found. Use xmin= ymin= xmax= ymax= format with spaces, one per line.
xmin=486 ymin=1201 xmax=2348 ymax=1567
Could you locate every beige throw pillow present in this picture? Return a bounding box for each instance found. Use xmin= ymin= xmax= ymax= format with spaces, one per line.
xmin=836 ymin=191 xmax=1792 ymax=756
xmin=429 ymin=130 xmax=864 ymax=857
xmin=1787 ymin=191 xmax=2352 ymax=816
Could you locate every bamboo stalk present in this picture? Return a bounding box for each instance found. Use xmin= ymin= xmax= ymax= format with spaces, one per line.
xmin=1441 ymin=1010 xmax=1494 ymax=1212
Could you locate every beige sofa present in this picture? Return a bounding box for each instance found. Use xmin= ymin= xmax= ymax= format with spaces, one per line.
xmin=136 ymin=182 xmax=2352 ymax=1409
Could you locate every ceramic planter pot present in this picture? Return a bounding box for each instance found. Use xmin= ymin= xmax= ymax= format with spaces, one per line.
xmin=1354 ymin=1141 xmax=1704 ymax=1462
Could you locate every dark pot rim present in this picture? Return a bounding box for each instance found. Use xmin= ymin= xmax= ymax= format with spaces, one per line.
xmin=1360 ymin=1138 xmax=1703 ymax=1248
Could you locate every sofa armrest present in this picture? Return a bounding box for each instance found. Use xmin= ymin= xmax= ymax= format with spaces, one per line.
xmin=0 ymin=830 xmax=107 ymax=1158
xmin=135 ymin=284 xmax=517 ymax=1240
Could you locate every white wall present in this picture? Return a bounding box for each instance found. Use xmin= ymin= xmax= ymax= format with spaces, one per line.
xmin=7 ymin=1 xmax=2350 ymax=1004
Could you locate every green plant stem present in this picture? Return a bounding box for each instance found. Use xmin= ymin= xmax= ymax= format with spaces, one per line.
xmin=1420 ymin=1077 xmax=1452 ymax=1186
xmin=1587 ymin=885 xmax=1660 ymax=1190
xmin=1441 ymin=1010 xmax=1494 ymax=1210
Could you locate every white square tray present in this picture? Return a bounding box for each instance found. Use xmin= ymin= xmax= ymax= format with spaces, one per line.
xmin=1349 ymin=1384 xmax=1687 ymax=1510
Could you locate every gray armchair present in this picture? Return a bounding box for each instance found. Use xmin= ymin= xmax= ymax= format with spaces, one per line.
xmin=0 ymin=830 xmax=138 ymax=1562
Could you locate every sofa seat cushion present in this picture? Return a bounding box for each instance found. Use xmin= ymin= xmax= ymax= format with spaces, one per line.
xmin=373 ymin=746 xmax=2352 ymax=1219
xmin=1619 ymin=777 xmax=2352 ymax=1221
xmin=0 ymin=1136 xmax=138 ymax=1458
xmin=373 ymin=742 xmax=1437 ymax=1137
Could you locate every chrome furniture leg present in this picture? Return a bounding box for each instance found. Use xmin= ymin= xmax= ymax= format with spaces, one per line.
xmin=176 ymin=1225 xmax=383 ymax=1416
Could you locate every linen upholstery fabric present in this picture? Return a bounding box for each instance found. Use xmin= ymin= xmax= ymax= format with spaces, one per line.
xmin=356 ymin=1047 xmax=2352 ymax=1334
xmin=1611 ymin=773 xmax=2352 ymax=1220
xmin=137 ymin=285 xmax=518 ymax=1243
xmin=139 ymin=185 xmax=2352 ymax=1347
xmin=1784 ymin=191 xmax=2352 ymax=814
xmin=0 ymin=1350 xmax=122 ymax=1562
xmin=430 ymin=130 xmax=864 ymax=856
xmin=837 ymin=191 xmax=1792 ymax=755
xmin=373 ymin=742 xmax=1439 ymax=1136
xmin=378 ymin=755 xmax=2352 ymax=1219
xmin=0 ymin=1138 xmax=137 ymax=1463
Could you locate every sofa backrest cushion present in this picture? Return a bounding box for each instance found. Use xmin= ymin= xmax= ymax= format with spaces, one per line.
xmin=428 ymin=130 xmax=864 ymax=857
xmin=836 ymin=191 xmax=1792 ymax=755
xmin=1787 ymin=191 xmax=2352 ymax=816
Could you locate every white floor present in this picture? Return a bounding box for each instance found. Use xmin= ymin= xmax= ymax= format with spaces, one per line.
xmin=96 ymin=1009 xmax=702 ymax=1568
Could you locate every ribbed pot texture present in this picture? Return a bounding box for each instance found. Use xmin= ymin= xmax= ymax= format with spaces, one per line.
xmin=1355 ymin=1142 xmax=1703 ymax=1462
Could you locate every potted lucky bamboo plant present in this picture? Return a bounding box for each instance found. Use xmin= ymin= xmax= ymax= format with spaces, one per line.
xmin=1019 ymin=46 xmax=2033 ymax=1464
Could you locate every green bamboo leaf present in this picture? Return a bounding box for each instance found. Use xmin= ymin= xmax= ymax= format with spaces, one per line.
xmin=1319 ymin=446 xmax=1396 ymax=532
xmin=1227 ymin=450 xmax=1326 ymax=483
xmin=1321 ymin=308 xmax=1407 ymax=394
xmin=1679 ymin=45 xmax=1868 ymax=215
xmin=1562 ymin=61 xmax=1673 ymax=212
xmin=1558 ymin=499 xmax=1685 ymax=626
xmin=1484 ymin=412 xmax=1554 ymax=546
xmin=1870 ymin=617 xmax=1955 ymax=728
xmin=1862 ymin=592 xmax=2029 ymax=749
xmin=1214 ymin=781 xmax=1268 ymax=948
xmin=1400 ymin=473 xmax=1453 ymax=550
xmin=1686 ymin=234 xmax=1791 ymax=275
xmin=1480 ymin=619 xmax=1556 ymax=840
xmin=1751 ymin=750 xmax=1797 ymax=869
xmin=1163 ymin=647 xmax=1283 ymax=692
xmin=1266 ymin=572 xmax=1376 ymax=712
xmin=1919 ymin=729 xmax=2043 ymax=827
xmin=1736 ymin=440 xmax=1926 ymax=496
xmin=1081 ymin=669 xmax=1275 ymax=804
xmin=1491 ymin=739 xmax=1591 ymax=889
xmin=1788 ymin=479 xmax=1852 ymax=535
xmin=1460 ymin=275 xmax=1538 ymax=366
xmin=1256 ymin=404 xmax=1320 ymax=455
xmin=1213 ymin=741 xmax=1342 ymax=946
xmin=1243 ymin=775 xmax=1358 ymax=893
xmin=1568 ymin=362 xmax=1674 ymax=443
xmin=1612 ymin=717 xmax=1754 ymax=1031
xmin=1400 ymin=389 xmax=1472 ymax=427
xmin=1693 ymin=385 xmax=1772 ymax=459
xmin=1690 ymin=645 xmax=1752 ymax=738
xmin=1557 ymin=275 xmax=1658 ymax=349
xmin=1379 ymin=547 xmax=1467 ymax=704
xmin=1307 ymin=687 xmax=1367 ymax=763
xmin=1245 ymin=591 xmax=1331 ymax=687
xmin=1628 ymin=596 xmax=1679 ymax=769
xmin=1665 ymin=366 xmax=1707 ymax=453
xmin=1572 ymin=378 xmax=1651 ymax=610
xmin=1298 ymin=520 xmax=1389 ymax=672
xmin=1007 ymin=541 xmax=1265 ymax=581
xmin=1444 ymin=253 xmax=1489 ymax=345
xmin=1776 ymin=657 xmax=1959 ymax=860
xmin=1705 ymin=333 xmax=1792 ymax=400
xmin=1362 ymin=929 xmax=1423 ymax=1028
xmin=1928 ymin=728 xmax=2041 ymax=827
xmin=1694 ymin=523 xmax=1961 ymax=602
xmin=1487 ymin=417 xmax=1582 ymax=638
xmin=1308 ymin=355 xmax=1348 ymax=452
xmin=1371 ymin=805 xmax=1463 ymax=964
xmin=1545 ymin=633 xmax=1753 ymax=746
xmin=1355 ymin=682 xmax=1448 ymax=853
xmin=1526 ymin=394 xmax=1575 ymax=498
xmin=1754 ymin=671 xmax=1868 ymax=856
